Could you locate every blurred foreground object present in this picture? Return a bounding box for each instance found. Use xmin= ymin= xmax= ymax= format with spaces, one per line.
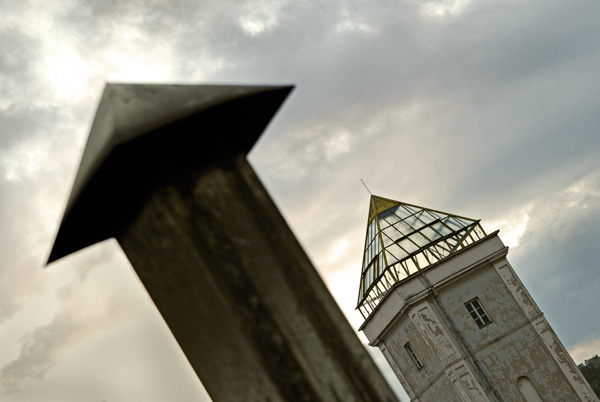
xmin=47 ymin=84 xmax=397 ymax=401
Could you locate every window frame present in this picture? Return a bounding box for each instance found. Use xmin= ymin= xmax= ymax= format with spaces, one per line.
xmin=404 ymin=342 xmax=424 ymax=370
xmin=464 ymin=298 xmax=492 ymax=328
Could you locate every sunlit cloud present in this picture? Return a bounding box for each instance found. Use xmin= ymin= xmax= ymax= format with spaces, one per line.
xmin=323 ymin=130 xmax=351 ymax=160
xmin=569 ymin=336 xmax=600 ymax=365
xmin=326 ymin=265 xmax=363 ymax=328
xmin=240 ymin=18 xmax=272 ymax=36
xmin=485 ymin=205 xmax=532 ymax=248
xmin=420 ymin=0 xmax=471 ymax=17
xmin=564 ymin=175 xmax=600 ymax=210
xmin=335 ymin=20 xmax=374 ymax=34
xmin=104 ymin=48 xmax=175 ymax=83
xmin=0 ymin=144 xmax=47 ymax=182
xmin=239 ymin=0 xmax=282 ymax=36
xmin=43 ymin=41 xmax=92 ymax=103
xmin=328 ymin=238 xmax=350 ymax=263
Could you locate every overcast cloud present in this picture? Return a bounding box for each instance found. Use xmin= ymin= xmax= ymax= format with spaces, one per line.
xmin=1 ymin=0 xmax=599 ymax=400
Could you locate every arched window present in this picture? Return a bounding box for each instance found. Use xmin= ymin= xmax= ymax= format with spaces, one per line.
xmin=517 ymin=376 xmax=543 ymax=402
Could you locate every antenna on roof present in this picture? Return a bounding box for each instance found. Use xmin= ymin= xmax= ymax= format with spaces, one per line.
xmin=360 ymin=179 xmax=372 ymax=195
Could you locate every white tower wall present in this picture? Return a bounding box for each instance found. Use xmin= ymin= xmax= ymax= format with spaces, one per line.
xmin=357 ymin=196 xmax=598 ymax=401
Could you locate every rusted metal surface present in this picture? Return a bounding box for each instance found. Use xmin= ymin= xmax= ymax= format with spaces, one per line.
xmin=48 ymin=84 xmax=398 ymax=401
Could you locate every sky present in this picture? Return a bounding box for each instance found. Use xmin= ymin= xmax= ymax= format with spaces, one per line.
xmin=1 ymin=0 xmax=600 ymax=400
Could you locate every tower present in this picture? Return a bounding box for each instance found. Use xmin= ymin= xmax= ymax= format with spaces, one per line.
xmin=357 ymin=195 xmax=598 ymax=401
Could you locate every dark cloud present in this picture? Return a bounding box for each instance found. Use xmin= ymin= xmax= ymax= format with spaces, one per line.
xmin=510 ymin=172 xmax=600 ymax=347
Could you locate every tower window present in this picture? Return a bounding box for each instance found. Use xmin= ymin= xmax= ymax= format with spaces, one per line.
xmin=405 ymin=342 xmax=424 ymax=370
xmin=465 ymin=298 xmax=492 ymax=328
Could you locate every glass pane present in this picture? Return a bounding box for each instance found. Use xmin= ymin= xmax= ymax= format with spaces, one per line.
xmin=397 ymin=238 xmax=420 ymax=254
xmin=415 ymin=210 xmax=436 ymax=225
xmin=369 ymin=240 xmax=375 ymax=260
xmin=379 ymin=210 xmax=401 ymax=229
xmin=461 ymin=233 xmax=472 ymax=246
xmin=383 ymin=225 xmax=405 ymax=242
xmin=366 ymin=266 xmax=373 ymax=287
xmin=403 ymin=204 xmax=421 ymax=214
xmin=444 ymin=217 xmax=464 ymax=231
xmin=390 ymin=205 xmax=412 ymax=219
xmin=406 ymin=258 xmax=419 ymax=275
xmin=379 ymin=272 xmax=390 ymax=289
xmin=408 ymin=233 xmax=429 ymax=248
xmin=394 ymin=262 xmax=407 ymax=277
xmin=385 ymin=269 xmax=397 ymax=285
xmin=432 ymin=221 xmax=453 ymax=236
xmin=386 ymin=243 xmax=407 ymax=262
xmin=378 ymin=253 xmax=385 ymax=270
xmin=382 ymin=232 xmax=394 ymax=247
xmin=428 ymin=210 xmax=446 ymax=220
xmin=415 ymin=252 xmax=430 ymax=269
xmin=393 ymin=220 xmax=414 ymax=236
xmin=455 ymin=217 xmax=476 ymax=226
xmin=403 ymin=214 xmax=423 ymax=231
xmin=446 ymin=236 xmax=460 ymax=252
xmin=441 ymin=240 xmax=454 ymax=254
xmin=425 ymin=246 xmax=442 ymax=262
xmin=370 ymin=220 xmax=378 ymax=241
xmin=421 ymin=226 xmax=441 ymax=242
xmin=474 ymin=225 xmax=485 ymax=239
xmin=436 ymin=244 xmax=450 ymax=259
xmin=420 ymin=249 xmax=433 ymax=265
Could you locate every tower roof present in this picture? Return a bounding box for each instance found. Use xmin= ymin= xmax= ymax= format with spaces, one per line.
xmin=357 ymin=195 xmax=487 ymax=320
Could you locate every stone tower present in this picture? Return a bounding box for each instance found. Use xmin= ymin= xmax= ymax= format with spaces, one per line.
xmin=357 ymin=195 xmax=598 ymax=401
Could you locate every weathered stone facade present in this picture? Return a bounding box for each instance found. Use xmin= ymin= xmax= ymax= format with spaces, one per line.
xmin=359 ymin=200 xmax=598 ymax=401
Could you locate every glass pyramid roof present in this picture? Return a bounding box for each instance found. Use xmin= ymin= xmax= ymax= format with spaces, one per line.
xmin=357 ymin=195 xmax=487 ymax=320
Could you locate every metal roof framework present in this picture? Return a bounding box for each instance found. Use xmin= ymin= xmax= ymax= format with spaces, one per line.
xmin=357 ymin=195 xmax=487 ymax=320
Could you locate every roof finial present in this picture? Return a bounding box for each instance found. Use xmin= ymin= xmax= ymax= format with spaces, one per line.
xmin=360 ymin=179 xmax=372 ymax=195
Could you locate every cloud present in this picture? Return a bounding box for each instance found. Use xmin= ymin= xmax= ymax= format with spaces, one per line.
xmin=420 ymin=0 xmax=471 ymax=17
xmin=1 ymin=245 xmax=138 ymax=394
xmin=508 ymin=171 xmax=600 ymax=347
xmin=484 ymin=204 xmax=532 ymax=248
xmin=570 ymin=336 xmax=600 ymax=365
xmin=0 ymin=0 xmax=598 ymax=399
xmin=1 ymin=287 xmax=134 ymax=394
